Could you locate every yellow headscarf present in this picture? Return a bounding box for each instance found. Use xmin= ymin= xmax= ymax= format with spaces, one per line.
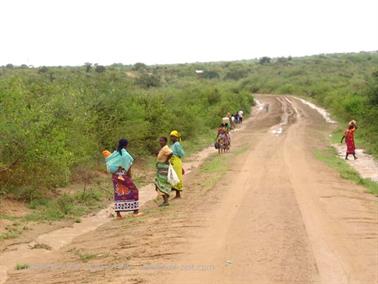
xmin=170 ymin=130 xmax=181 ymax=140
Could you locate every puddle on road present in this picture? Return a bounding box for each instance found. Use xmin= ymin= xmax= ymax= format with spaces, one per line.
xmin=333 ymin=144 xmax=378 ymax=182
xmin=296 ymin=97 xmax=336 ymax=124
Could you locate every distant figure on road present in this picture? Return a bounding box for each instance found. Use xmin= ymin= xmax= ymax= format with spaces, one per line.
xmin=154 ymin=137 xmax=173 ymax=207
xmin=234 ymin=112 xmax=240 ymax=124
xmin=216 ymin=124 xmax=230 ymax=154
xmin=170 ymin=130 xmax=185 ymax=199
xmin=222 ymin=116 xmax=231 ymax=130
xmin=341 ymin=120 xmax=358 ymax=160
xmin=238 ymin=110 xmax=244 ymax=123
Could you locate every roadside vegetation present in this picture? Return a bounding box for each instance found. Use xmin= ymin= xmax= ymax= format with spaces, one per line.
xmin=0 ymin=51 xmax=377 ymax=225
xmin=0 ymin=65 xmax=253 ymax=201
xmin=315 ymin=147 xmax=378 ymax=195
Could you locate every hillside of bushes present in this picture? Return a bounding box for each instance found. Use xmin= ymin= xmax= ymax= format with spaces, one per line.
xmin=0 ymin=65 xmax=253 ymax=199
xmin=1 ymin=51 xmax=377 ymax=200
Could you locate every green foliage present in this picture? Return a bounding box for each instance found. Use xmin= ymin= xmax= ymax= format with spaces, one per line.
xmin=0 ymin=66 xmax=253 ymax=198
xmin=23 ymin=188 xmax=106 ymax=221
xmin=16 ymin=263 xmax=30 ymax=270
xmin=135 ymin=72 xmax=160 ymax=88
xmin=95 ymin=65 xmax=106 ymax=73
xmin=202 ymin=70 xmax=220 ymax=79
xmin=259 ymin=57 xmax=271 ymax=64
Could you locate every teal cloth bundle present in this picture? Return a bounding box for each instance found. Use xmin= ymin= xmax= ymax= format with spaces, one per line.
xmin=105 ymin=149 xmax=134 ymax=173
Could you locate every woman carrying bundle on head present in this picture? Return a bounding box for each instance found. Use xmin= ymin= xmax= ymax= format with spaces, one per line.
xmin=341 ymin=120 xmax=358 ymax=160
xmin=170 ymin=130 xmax=185 ymax=199
xmin=103 ymin=138 xmax=141 ymax=219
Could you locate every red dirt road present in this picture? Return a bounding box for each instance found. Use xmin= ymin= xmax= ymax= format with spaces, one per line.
xmin=4 ymin=95 xmax=377 ymax=284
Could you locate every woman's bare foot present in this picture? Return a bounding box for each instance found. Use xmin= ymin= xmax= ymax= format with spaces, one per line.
xmin=116 ymin=212 xmax=123 ymax=219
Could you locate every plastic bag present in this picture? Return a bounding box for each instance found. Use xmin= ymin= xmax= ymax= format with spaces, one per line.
xmin=167 ymin=164 xmax=180 ymax=186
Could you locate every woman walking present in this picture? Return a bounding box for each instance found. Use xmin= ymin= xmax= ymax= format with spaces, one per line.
xmin=154 ymin=137 xmax=173 ymax=207
xmin=216 ymin=124 xmax=230 ymax=153
xmin=170 ymin=130 xmax=185 ymax=199
xmin=341 ymin=120 xmax=358 ymax=160
xmin=107 ymin=139 xmax=141 ymax=218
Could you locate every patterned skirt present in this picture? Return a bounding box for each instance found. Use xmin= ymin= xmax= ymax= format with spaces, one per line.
xmin=154 ymin=162 xmax=171 ymax=196
xmin=112 ymin=170 xmax=139 ymax=212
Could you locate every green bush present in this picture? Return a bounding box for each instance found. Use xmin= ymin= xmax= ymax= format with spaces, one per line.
xmin=0 ymin=67 xmax=253 ymax=198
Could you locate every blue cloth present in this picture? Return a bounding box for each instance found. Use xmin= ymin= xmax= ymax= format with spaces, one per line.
xmin=105 ymin=149 xmax=134 ymax=173
xmin=170 ymin=142 xmax=185 ymax=158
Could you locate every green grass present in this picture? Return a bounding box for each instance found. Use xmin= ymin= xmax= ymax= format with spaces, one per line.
xmin=0 ymin=222 xmax=29 ymax=240
xmin=201 ymin=154 xmax=229 ymax=174
xmin=184 ymin=131 xmax=216 ymax=158
xmin=78 ymin=252 xmax=97 ymax=262
xmin=15 ymin=263 xmax=30 ymax=270
xmin=0 ymin=185 xmax=109 ymax=241
xmin=199 ymin=152 xmax=233 ymax=191
xmin=315 ymin=146 xmax=378 ymax=195
xmin=23 ymin=188 xmax=106 ymax=222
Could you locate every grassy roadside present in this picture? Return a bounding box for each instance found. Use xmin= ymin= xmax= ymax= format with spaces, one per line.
xmin=199 ymin=144 xmax=249 ymax=191
xmin=314 ymin=146 xmax=378 ymax=195
xmin=0 ymin=182 xmax=111 ymax=241
xmin=0 ymin=125 xmax=243 ymax=242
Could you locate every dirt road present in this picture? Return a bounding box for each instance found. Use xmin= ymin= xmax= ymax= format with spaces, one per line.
xmin=5 ymin=95 xmax=378 ymax=284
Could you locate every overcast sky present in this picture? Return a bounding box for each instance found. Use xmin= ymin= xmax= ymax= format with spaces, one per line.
xmin=0 ymin=0 xmax=377 ymax=66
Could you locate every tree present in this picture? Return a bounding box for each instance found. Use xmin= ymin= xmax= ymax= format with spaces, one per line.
xmin=95 ymin=65 xmax=106 ymax=73
xmin=133 ymin=62 xmax=147 ymax=71
xmin=84 ymin=62 xmax=92 ymax=72
xmin=259 ymin=57 xmax=271 ymax=64
xmin=38 ymin=66 xmax=49 ymax=73
xmin=136 ymin=73 xmax=160 ymax=88
xmin=224 ymin=68 xmax=248 ymax=80
xmin=203 ymin=71 xmax=220 ymax=79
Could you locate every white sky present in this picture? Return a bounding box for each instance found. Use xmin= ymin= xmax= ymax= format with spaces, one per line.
xmin=0 ymin=0 xmax=377 ymax=66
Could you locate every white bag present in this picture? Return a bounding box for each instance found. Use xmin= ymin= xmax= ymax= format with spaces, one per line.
xmin=167 ymin=164 xmax=180 ymax=186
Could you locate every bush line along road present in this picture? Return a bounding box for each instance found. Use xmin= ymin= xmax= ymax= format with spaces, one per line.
xmin=1 ymin=52 xmax=377 ymax=200
xmin=0 ymin=95 xmax=377 ymax=284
